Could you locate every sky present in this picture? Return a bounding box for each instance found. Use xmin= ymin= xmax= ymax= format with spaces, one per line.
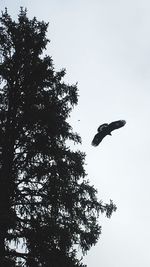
xmin=1 ymin=0 xmax=150 ymax=266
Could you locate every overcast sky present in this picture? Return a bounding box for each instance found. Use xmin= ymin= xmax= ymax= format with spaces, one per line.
xmin=1 ymin=1 xmax=150 ymax=266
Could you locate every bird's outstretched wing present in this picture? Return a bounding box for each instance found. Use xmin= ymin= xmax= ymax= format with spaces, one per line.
xmin=108 ymin=120 xmax=126 ymax=132
xmin=91 ymin=132 xmax=106 ymax=146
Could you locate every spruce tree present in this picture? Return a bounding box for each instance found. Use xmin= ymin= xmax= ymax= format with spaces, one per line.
xmin=0 ymin=8 xmax=116 ymax=266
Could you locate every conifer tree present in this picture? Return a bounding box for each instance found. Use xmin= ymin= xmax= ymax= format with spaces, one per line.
xmin=0 ymin=8 xmax=116 ymax=266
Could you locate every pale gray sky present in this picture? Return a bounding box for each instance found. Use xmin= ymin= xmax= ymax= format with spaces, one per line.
xmin=1 ymin=1 xmax=150 ymax=266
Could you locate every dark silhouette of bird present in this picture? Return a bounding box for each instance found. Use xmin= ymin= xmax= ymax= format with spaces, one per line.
xmin=91 ymin=120 xmax=126 ymax=146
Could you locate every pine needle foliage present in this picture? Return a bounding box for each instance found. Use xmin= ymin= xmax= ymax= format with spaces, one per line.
xmin=0 ymin=8 xmax=116 ymax=266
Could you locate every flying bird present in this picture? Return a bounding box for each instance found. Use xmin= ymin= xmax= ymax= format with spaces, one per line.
xmin=91 ymin=120 xmax=126 ymax=146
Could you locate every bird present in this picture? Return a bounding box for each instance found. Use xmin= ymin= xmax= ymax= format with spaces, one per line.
xmin=91 ymin=120 xmax=126 ymax=146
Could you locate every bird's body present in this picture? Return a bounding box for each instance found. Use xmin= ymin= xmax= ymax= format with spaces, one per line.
xmin=92 ymin=120 xmax=126 ymax=146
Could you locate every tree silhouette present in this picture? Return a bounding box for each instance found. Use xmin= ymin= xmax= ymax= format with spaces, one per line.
xmin=0 ymin=8 xmax=116 ymax=266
